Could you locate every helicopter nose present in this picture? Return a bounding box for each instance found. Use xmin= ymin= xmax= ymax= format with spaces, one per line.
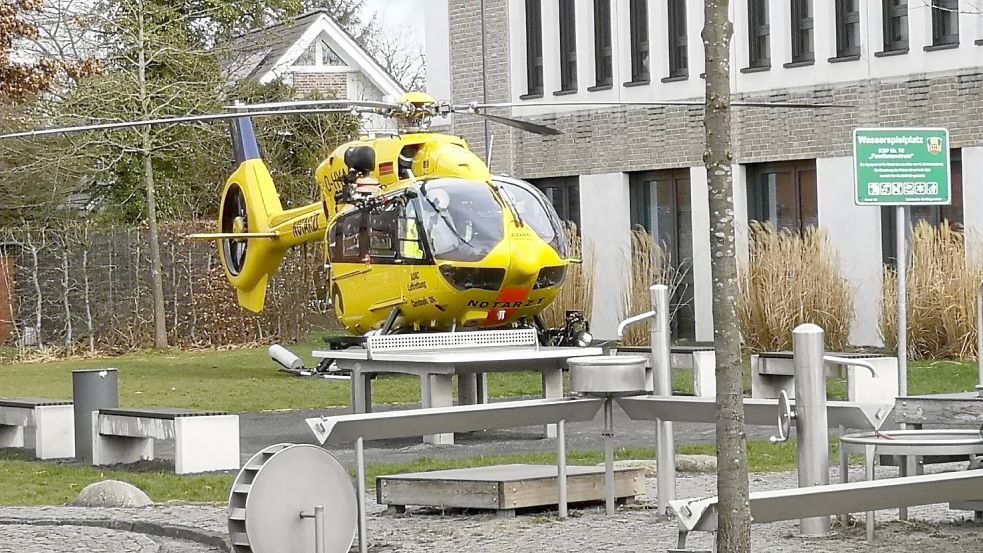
xmin=507 ymin=240 xmax=542 ymax=284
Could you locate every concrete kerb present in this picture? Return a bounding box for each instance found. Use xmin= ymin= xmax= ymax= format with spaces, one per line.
xmin=0 ymin=516 xmax=231 ymax=552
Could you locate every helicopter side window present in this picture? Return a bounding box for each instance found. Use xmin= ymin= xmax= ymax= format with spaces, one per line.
xmin=332 ymin=210 xmax=364 ymax=263
xmin=398 ymin=200 xmax=426 ymax=261
xmin=367 ymin=205 xmax=398 ymax=259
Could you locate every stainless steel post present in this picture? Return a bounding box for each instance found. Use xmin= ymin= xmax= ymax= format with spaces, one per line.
xmin=314 ymin=505 xmax=325 ymax=553
xmin=650 ymin=284 xmax=676 ymax=517
xmin=897 ymin=206 xmax=908 ymax=397
xmin=603 ymin=398 xmax=615 ymax=515
xmin=557 ymin=419 xmax=567 ymax=519
xmin=356 ymin=437 xmax=367 ymax=553
xmin=72 ymin=369 xmax=119 ymax=463
xmin=792 ymin=323 xmax=830 ymax=537
xmin=977 ymin=281 xmax=983 ymax=397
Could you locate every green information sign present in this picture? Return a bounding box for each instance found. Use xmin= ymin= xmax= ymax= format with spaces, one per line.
xmin=853 ymin=128 xmax=951 ymax=206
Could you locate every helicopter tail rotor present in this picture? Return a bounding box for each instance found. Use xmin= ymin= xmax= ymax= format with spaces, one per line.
xmin=191 ymin=158 xmax=326 ymax=312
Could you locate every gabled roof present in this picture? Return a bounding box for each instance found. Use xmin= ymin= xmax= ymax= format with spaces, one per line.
xmin=223 ymin=9 xmax=405 ymax=98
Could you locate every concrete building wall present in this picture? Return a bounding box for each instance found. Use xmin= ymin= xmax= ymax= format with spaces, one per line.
xmin=580 ymin=172 xmax=631 ymax=339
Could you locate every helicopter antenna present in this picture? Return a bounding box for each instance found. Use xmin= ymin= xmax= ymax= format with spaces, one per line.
xmin=487 ymin=133 xmax=494 ymax=170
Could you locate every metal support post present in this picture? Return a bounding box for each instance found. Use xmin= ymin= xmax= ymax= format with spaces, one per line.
xmin=603 ymin=398 xmax=615 ymax=515
xmin=792 ymin=324 xmax=831 ymax=537
xmin=557 ymin=419 xmax=567 ymax=519
xmin=355 ymin=437 xmax=367 ymax=553
xmin=977 ymin=281 xmax=983 ymax=397
xmin=314 ymin=505 xmax=325 ymax=553
xmin=72 ymin=369 xmax=119 ymax=463
xmin=896 ymin=206 xmax=908 ymax=397
xmin=650 ymin=284 xmax=676 ymax=517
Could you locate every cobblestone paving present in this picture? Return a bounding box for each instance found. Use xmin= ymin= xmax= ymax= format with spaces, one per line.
xmin=3 ymin=463 xmax=983 ymax=552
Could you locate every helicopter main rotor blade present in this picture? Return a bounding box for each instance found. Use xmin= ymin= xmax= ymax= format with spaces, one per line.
xmin=470 ymin=112 xmax=564 ymax=136
xmin=0 ymin=107 xmax=363 ymax=139
xmin=226 ymin=99 xmax=400 ymax=111
xmin=466 ymin=100 xmax=851 ymax=110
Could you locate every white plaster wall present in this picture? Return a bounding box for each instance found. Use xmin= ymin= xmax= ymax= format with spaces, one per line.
xmin=964 ymin=147 xmax=983 ymax=259
xmin=424 ymin=0 xmax=451 ymax=99
xmin=689 ymin=166 xmax=713 ymax=342
xmin=580 ymin=172 xmax=632 ymax=339
xmin=817 ymin=157 xmax=883 ymax=347
xmin=510 ymin=0 xmax=983 ymax=114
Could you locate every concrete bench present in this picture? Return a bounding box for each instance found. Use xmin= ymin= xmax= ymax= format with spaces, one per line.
xmin=0 ymin=398 xmax=75 ymax=459
xmin=751 ymin=351 xmax=899 ymax=404
xmin=92 ymin=408 xmax=239 ymax=474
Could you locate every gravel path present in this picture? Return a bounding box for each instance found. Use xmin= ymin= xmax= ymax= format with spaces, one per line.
xmin=2 ymin=464 xmax=982 ymax=553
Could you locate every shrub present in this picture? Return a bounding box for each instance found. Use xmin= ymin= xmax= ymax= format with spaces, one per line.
xmin=621 ymin=228 xmax=691 ymax=346
xmin=738 ymin=224 xmax=853 ymax=353
xmin=540 ymin=223 xmax=594 ymax=328
xmin=880 ymin=221 xmax=983 ymax=359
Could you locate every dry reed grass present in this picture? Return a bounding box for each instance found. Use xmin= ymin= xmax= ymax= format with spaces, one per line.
xmin=541 ymin=223 xmax=594 ymax=328
xmin=621 ymin=228 xmax=691 ymax=346
xmin=880 ymin=222 xmax=983 ymax=359
xmin=738 ymin=224 xmax=853 ymax=353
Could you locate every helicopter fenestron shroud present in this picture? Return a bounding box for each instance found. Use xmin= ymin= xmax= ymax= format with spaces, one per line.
xmin=0 ymin=94 xmax=845 ymax=332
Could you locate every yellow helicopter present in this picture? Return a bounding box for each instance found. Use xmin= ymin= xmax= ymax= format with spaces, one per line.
xmin=0 ymin=91 xmax=839 ymax=345
xmin=206 ymin=92 xmax=576 ymax=338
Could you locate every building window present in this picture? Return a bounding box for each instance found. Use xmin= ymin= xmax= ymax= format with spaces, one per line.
xmin=746 ymin=160 xmax=818 ymax=234
xmin=790 ymin=0 xmax=814 ymax=63
xmin=881 ymin=151 xmax=963 ymax=267
xmin=558 ymin=0 xmax=577 ymax=92
xmin=882 ymin=0 xmax=908 ymax=53
xmin=629 ymin=169 xmax=695 ymax=340
xmin=667 ymin=0 xmax=688 ymax=78
xmin=628 ymin=0 xmax=649 ymax=83
xmin=593 ymin=0 xmax=613 ymax=87
xmin=834 ymin=0 xmax=860 ymax=58
xmin=525 ymin=0 xmax=544 ymax=97
xmin=931 ymin=0 xmax=959 ymax=47
xmin=529 ymin=176 xmax=580 ymax=229
xmin=747 ymin=0 xmax=770 ymax=68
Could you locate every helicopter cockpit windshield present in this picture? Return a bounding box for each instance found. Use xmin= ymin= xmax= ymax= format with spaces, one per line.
xmin=419 ymin=179 xmax=505 ymax=262
xmin=494 ymin=178 xmax=570 ymax=259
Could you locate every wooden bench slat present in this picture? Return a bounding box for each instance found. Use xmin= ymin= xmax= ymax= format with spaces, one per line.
xmin=99 ymin=407 xmax=228 ymax=420
xmin=0 ymin=398 xmax=72 ymax=408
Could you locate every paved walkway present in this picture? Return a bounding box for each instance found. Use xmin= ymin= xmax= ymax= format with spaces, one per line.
xmin=2 ymin=464 xmax=982 ymax=552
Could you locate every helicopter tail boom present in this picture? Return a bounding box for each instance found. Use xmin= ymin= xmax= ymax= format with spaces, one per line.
xmin=214 ymin=159 xmax=326 ymax=312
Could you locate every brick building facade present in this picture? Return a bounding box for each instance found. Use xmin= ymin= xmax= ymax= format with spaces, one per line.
xmin=435 ymin=1 xmax=983 ymax=342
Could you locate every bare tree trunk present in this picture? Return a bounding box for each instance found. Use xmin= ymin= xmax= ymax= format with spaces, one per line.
xmin=82 ymin=241 xmax=95 ymax=354
xmin=61 ymin=242 xmax=72 ymax=347
xmin=703 ymin=1 xmax=751 ymax=552
xmin=138 ymin=3 xmax=168 ymax=349
xmin=27 ymin=229 xmax=42 ymax=348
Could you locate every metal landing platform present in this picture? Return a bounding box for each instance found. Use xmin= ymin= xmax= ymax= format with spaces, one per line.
xmin=376 ymin=464 xmax=645 ymax=516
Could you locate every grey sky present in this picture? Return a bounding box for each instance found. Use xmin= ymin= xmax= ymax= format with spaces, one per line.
xmin=362 ymin=0 xmax=427 ymax=47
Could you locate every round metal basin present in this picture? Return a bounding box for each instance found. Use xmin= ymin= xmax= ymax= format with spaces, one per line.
xmin=569 ymin=355 xmax=647 ymax=396
xmin=840 ymin=429 xmax=983 ymax=457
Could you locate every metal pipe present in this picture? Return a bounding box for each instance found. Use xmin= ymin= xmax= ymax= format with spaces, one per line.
xmin=616 ymin=310 xmax=656 ymax=339
xmin=356 ymin=437 xmax=367 ymax=553
xmin=824 ymin=356 xmax=877 ymax=378
xmin=792 ymin=323 xmax=831 ymax=537
xmin=314 ymin=505 xmax=325 ymax=553
xmin=978 ymin=281 xmax=983 ymax=397
xmin=557 ymin=419 xmax=567 ymax=519
xmin=603 ymin=398 xmax=615 ymax=515
xmin=897 ymin=206 xmax=908 ymax=397
xmin=650 ymin=285 xmax=676 ymax=517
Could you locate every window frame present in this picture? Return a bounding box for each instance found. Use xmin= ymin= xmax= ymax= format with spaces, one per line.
xmin=592 ymin=0 xmax=613 ymax=88
xmin=627 ymin=0 xmax=650 ymax=84
xmin=746 ymin=160 xmax=819 ymax=235
xmin=667 ymin=0 xmax=688 ymax=78
xmin=834 ymin=0 xmax=861 ymax=58
xmin=747 ymin=0 xmax=770 ymax=69
xmin=557 ymin=0 xmax=578 ymax=93
xmin=881 ymin=0 xmax=909 ymax=53
xmin=524 ymin=0 xmax=544 ymax=98
xmin=930 ymin=0 xmax=959 ymax=47
xmin=790 ymin=0 xmax=814 ymax=63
